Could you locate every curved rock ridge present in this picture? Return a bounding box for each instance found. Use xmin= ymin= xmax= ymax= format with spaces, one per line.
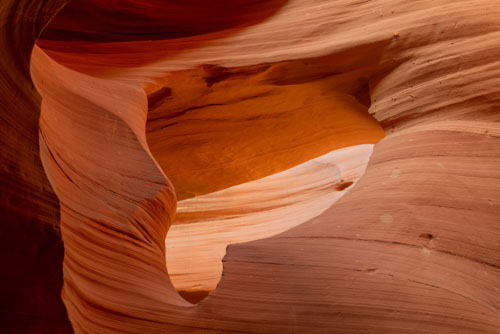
xmin=167 ymin=145 xmax=374 ymax=294
xmin=0 ymin=0 xmax=496 ymax=333
xmin=32 ymin=45 xmax=198 ymax=332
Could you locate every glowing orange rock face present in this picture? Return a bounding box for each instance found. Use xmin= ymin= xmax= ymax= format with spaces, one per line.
xmin=1 ymin=0 xmax=500 ymax=333
xmin=146 ymin=62 xmax=384 ymax=200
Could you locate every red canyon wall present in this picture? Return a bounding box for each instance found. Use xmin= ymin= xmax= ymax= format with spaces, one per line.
xmin=1 ymin=0 xmax=500 ymax=333
xmin=0 ymin=1 xmax=72 ymax=332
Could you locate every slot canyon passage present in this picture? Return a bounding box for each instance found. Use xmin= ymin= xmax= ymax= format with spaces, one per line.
xmin=1 ymin=1 xmax=500 ymax=334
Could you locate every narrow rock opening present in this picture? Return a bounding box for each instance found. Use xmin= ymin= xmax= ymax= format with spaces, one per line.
xmin=145 ymin=57 xmax=384 ymax=303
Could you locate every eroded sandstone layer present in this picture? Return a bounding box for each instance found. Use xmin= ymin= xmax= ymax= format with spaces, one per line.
xmin=1 ymin=0 xmax=499 ymax=333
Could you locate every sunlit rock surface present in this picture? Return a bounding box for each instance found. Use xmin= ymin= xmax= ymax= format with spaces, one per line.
xmin=168 ymin=145 xmax=374 ymax=295
xmin=1 ymin=0 xmax=500 ymax=333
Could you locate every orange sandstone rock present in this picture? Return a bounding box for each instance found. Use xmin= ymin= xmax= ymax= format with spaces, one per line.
xmin=1 ymin=0 xmax=500 ymax=333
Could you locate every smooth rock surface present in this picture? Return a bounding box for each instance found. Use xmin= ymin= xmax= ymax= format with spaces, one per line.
xmin=0 ymin=0 xmax=499 ymax=333
xmin=167 ymin=145 xmax=374 ymax=293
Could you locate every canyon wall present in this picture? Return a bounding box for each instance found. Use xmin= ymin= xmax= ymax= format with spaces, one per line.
xmin=1 ymin=0 xmax=499 ymax=333
xmin=0 ymin=1 xmax=72 ymax=332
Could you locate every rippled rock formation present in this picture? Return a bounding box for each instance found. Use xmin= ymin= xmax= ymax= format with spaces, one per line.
xmin=1 ymin=0 xmax=500 ymax=333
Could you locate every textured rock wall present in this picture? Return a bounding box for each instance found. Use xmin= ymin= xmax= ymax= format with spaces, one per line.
xmin=0 ymin=1 xmax=72 ymax=332
xmin=1 ymin=0 xmax=499 ymax=333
